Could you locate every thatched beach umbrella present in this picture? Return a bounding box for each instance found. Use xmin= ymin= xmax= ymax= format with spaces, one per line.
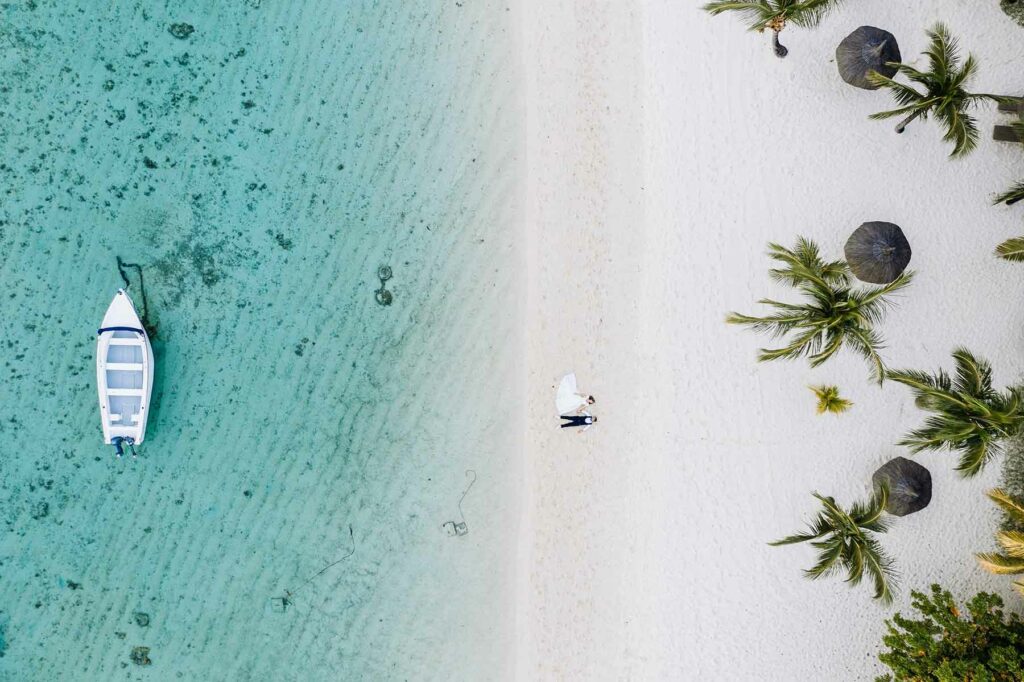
xmin=844 ymin=222 xmax=911 ymax=284
xmin=836 ymin=27 xmax=901 ymax=90
xmin=873 ymin=457 xmax=932 ymax=517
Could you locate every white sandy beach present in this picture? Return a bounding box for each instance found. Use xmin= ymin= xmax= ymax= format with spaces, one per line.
xmin=520 ymin=1 xmax=1024 ymax=679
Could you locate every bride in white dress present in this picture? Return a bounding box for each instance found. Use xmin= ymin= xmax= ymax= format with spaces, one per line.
xmin=555 ymin=372 xmax=595 ymax=416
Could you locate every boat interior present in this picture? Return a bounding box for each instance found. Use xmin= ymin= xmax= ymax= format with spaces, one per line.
xmin=104 ymin=331 xmax=145 ymax=428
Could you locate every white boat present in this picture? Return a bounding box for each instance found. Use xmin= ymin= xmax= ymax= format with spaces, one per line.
xmin=96 ymin=289 xmax=154 ymax=456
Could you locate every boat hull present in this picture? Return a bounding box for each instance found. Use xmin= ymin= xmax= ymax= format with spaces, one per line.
xmin=96 ymin=290 xmax=154 ymax=445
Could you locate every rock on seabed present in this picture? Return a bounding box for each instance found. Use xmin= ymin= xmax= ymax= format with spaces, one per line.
xmin=168 ymin=23 xmax=195 ymax=39
xmin=130 ymin=646 xmax=151 ymax=666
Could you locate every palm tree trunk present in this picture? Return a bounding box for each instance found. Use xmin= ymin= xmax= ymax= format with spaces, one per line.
xmin=895 ymin=109 xmax=924 ymax=134
xmin=772 ymin=30 xmax=788 ymax=59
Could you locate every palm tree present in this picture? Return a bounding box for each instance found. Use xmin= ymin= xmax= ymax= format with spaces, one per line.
xmin=869 ymin=24 xmax=1005 ymax=158
xmin=886 ymin=349 xmax=1024 ymax=477
xmin=976 ymin=489 xmax=1024 ymax=596
xmin=701 ymin=0 xmax=844 ymax=59
xmin=771 ymin=487 xmax=895 ymax=603
xmin=810 ymin=385 xmax=852 ymax=414
xmin=726 ymin=238 xmax=912 ymax=383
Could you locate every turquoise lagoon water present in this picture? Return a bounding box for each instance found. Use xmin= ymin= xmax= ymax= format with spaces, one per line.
xmin=0 ymin=1 xmax=521 ymax=679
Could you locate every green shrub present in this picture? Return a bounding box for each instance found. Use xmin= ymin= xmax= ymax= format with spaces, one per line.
xmin=876 ymin=585 xmax=1024 ymax=681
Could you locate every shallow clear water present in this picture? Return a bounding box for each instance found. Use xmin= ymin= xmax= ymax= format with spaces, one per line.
xmin=0 ymin=1 xmax=520 ymax=679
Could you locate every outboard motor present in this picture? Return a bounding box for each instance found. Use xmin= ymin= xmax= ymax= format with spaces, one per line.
xmin=112 ymin=436 xmax=125 ymax=458
xmin=126 ymin=437 xmax=138 ymax=459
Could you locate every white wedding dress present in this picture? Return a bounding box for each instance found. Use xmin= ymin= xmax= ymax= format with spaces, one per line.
xmin=555 ymin=372 xmax=588 ymax=415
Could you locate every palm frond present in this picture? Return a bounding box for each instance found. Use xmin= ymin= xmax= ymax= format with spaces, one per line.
xmin=987 ymin=489 xmax=1024 ymax=520
xmin=955 ymin=438 xmax=997 ymax=478
xmin=808 ymin=332 xmax=845 ymax=367
xmin=924 ymin=23 xmax=956 ymax=78
xmin=996 ymin=237 xmax=1024 ymax=262
xmin=994 ymin=183 xmax=1024 ymax=207
xmin=951 ymin=347 xmax=991 ymax=396
xmin=951 ymin=53 xmax=979 ymax=91
xmin=977 ymin=489 xmax=1024 ymax=590
xmin=701 ymin=1 xmax=776 ymax=30
xmin=861 ymin=535 xmax=896 ymax=604
xmin=850 ymin=484 xmax=888 ymax=526
xmin=756 ymin=326 xmax=826 ymax=363
xmin=786 ymin=0 xmax=843 ymax=29
xmin=804 ymin=537 xmax=845 ymax=579
xmin=867 ymin=104 xmax=925 ymax=122
xmin=770 ymin=531 xmax=825 ymax=546
xmin=936 ymin=103 xmax=979 ymax=158
xmin=725 ymin=311 xmax=809 ymax=335
xmin=842 ymin=326 xmax=885 ymax=384
xmin=995 ymin=530 xmax=1024 ymax=559
xmin=976 ymin=552 xmax=1024 ymax=575
xmin=853 ymin=271 xmax=914 ymax=309
xmin=885 ymin=368 xmax=938 ymax=391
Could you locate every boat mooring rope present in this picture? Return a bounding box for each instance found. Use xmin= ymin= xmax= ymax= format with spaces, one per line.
xmin=443 ymin=470 xmax=477 ymax=537
xmin=116 ymin=256 xmax=156 ymax=337
xmin=458 ymin=469 xmax=477 ymax=521
xmin=273 ymin=524 xmax=356 ymax=613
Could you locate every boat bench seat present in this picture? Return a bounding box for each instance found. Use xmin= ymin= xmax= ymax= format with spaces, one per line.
xmin=107 ymin=337 xmax=143 ymax=345
xmin=105 ymin=362 xmax=144 ymax=371
xmin=107 ymin=388 xmax=144 ymax=396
